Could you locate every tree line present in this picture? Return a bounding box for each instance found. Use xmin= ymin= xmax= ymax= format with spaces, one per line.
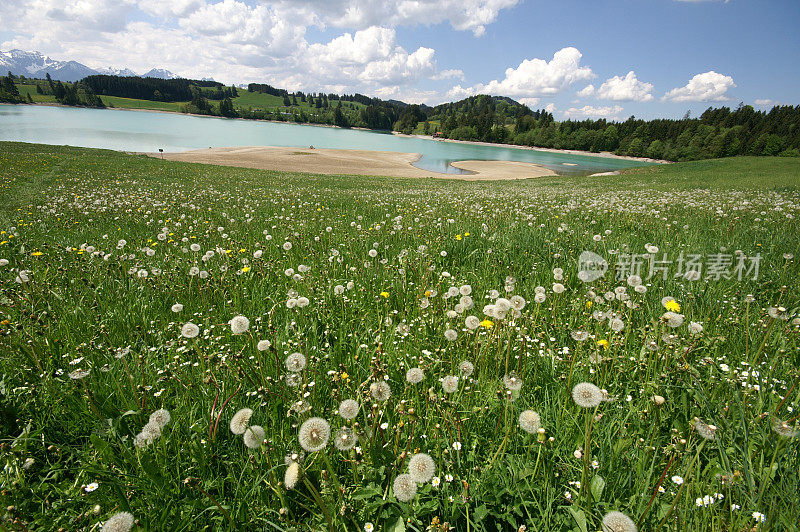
xmin=82 ymin=75 xmax=236 ymax=102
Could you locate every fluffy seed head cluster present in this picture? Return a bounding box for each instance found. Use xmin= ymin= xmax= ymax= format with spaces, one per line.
xmin=230 ymin=408 xmax=253 ymax=435
xmin=181 ymin=322 xmax=200 ymax=339
xmin=334 ymin=427 xmax=356 ymax=450
xmin=408 ymin=453 xmax=436 ymax=483
xmin=519 ymin=410 xmax=541 ymax=434
xmin=459 ymin=360 xmax=474 ymax=377
xmin=257 ymin=339 xmax=271 ymax=351
xmin=229 ymin=315 xmax=250 ymax=334
xmin=693 ymin=417 xmax=717 ymax=441
xmin=284 ymin=461 xmax=301 ymax=490
xmin=771 ymin=417 xmax=799 ymax=438
xmin=149 ymin=409 xmax=171 ymax=428
xmin=393 ymin=473 xmax=418 ymax=502
xmin=370 ymin=381 xmax=391 ymax=402
xmin=442 ymin=375 xmax=459 ymax=393
xmin=406 ymin=367 xmax=424 ymax=384
xmin=339 ymin=399 xmax=360 ymax=420
xmin=503 ymin=372 xmax=523 ymax=391
xmin=243 ymin=425 xmax=265 ymax=449
xmin=298 ymin=417 xmax=331 ymax=452
xmin=601 ymin=511 xmax=637 ymax=532
xmin=285 ymin=352 xmax=307 ymax=372
xmin=101 ymin=511 xmax=135 ymax=532
xmin=572 ymin=382 xmax=604 ymax=408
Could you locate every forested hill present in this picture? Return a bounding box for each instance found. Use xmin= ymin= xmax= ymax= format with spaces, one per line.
xmin=6 ymin=69 xmax=799 ymax=161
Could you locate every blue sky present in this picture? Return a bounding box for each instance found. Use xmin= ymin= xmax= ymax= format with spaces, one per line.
xmin=1 ymin=0 xmax=797 ymax=119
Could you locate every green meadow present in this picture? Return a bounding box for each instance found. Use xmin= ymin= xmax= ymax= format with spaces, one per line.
xmin=0 ymin=142 xmax=798 ymax=531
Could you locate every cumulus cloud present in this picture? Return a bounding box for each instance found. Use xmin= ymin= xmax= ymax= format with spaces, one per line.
xmin=662 ymin=71 xmax=736 ymax=102
xmin=576 ymin=84 xmax=595 ymax=98
xmin=595 ymin=71 xmax=653 ymax=102
xmin=276 ymin=0 xmax=520 ymax=36
xmin=447 ymin=47 xmax=594 ymax=102
xmin=564 ymin=105 xmax=624 ymax=120
xmin=754 ymin=98 xmax=776 ymax=106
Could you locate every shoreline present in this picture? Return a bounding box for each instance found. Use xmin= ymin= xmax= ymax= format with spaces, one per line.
xmin=152 ymin=146 xmax=558 ymax=180
xmin=4 ymin=101 xmax=669 ymax=164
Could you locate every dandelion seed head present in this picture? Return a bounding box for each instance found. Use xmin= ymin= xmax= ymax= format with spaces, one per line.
xmin=229 ymin=315 xmax=250 ymax=334
xmin=442 ymin=375 xmax=459 ymax=393
xmin=181 ymin=322 xmax=200 ymax=339
xmin=285 ymin=352 xmax=307 ymax=372
xmin=243 ymin=425 xmax=265 ymax=449
xmin=370 ymin=381 xmax=391 ymax=402
xmin=406 ymin=367 xmax=424 ymax=384
xmin=334 ymin=427 xmax=356 ymax=451
xmin=393 ymin=473 xmax=418 ymax=502
xmin=298 ymin=417 xmax=330 ymax=452
xmin=408 ymin=453 xmax=436 ymax=483
xmin=284 ymin=461 xmax=301 ymax=490
xmin=601 ymin=511 xmax=637 ymax=532
xmin=148 ymin=409 xmax=171 ymax=428
xmin=519 ymin=410 xmax=541 ymax=434
xmin=572 ymin=382 xmax=603 ymax=408
xmin=230 ymin=408 xmax=253 ymax=435
xmin=100 ymin=511 xmax=135 ymax=532
xmin=339 ymin=399 xmax=360 ymax=420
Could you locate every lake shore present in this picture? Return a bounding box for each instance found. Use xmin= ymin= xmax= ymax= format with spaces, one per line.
xmin=153 ymin=146 xmax=558 ymax=180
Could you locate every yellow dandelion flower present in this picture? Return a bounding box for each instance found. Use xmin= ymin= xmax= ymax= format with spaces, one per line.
xmin=480 ymin=319 xmax=494 ymax=328
xmin=597 ymin=339 xmax=609 ymax=349
xmin=586 ymin=300 xmax=593 ymax=308
xmin=32 ymin=251 xmax=43 ymax=256
xmin=456 ymin=234 xmax=462 ymax=240
xmin=380 ymin=291 xmax=390 ymax=298
xmin=242 ymin=266 xmax=251 ymax=272
xmin=664 ymin=300 xmax=681 ymax=312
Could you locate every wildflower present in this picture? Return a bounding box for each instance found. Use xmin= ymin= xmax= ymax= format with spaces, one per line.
xmin=284 ymin=461 xmax=301 ymax=490
xmin=572 ymin=382 xmax=603 ymax=408
xmin=85 ymin=482 xmax=99 ymax=492
xmin=663 ymin=300 xmax=681 ymax=312
xmin=601 ymin=511 xmax=637 ymax=532
xmin=442 ymin=375 xmax=459 ymax=393
xmin=597 ymin=339 xmax=609 ymax=349
xmin=393 ymin=473 xmax=418 ymax=502
xmin=380 ymin=291 xmax=389 ymax=298
xmin=137 ymin=422 xmax=162 ymax=446
xmin=408 ymin=453 xmax=436 ymax=483
xmin=370 ymin=381 xmax=391 ymax=402
xmin=452 ymin=441 xmax=462 ymax=451
xmin=181 ymin=322 xmax=200 ymax=339
xmin=364 ymin=523 xmax=375 ymax=532
xmin=431 ymin=476 xmax=441 ymax=487
xmin=459 ymin=360 xmax=474 ymax=377
xmin=519 ymin=410 xmax=541 ymax=434
xmin=149 ymin=409 xmax=171 ymax=428
xmin=671 ymin=475 xmax=684 ymax=485
xmin=339 ymin=399 xmax=360 ymax=420
xmin=503 ymin=373 xmax=523 ymax=391
xmin=693 ymin=418 xmax=717 ymax=441
xmin=230 ymin=408 xmax=253 ymax=435
xmin=285 ymin=352 xmax=306 ymax=372
xmin=100 ymin=511 xmax=134 ymax=532
xmin=752 ymin=512 xmax=766 ymax=523
xmin=406 ymin=367 xmax=424 ymax=384
xmin=257 ymin=340 xmax=271 ymax=351
xmin=244 ymin=425 xmax=265 ymax=449
xmin=298 ymin=417 xmax=330 ymax=452
xmin=480 ymin=318 xmax=494 ymax=328
xmin=229 ymin=315 xmax=250 ymax=334
xmin=334 ymin=427 xmax=356 ymax=451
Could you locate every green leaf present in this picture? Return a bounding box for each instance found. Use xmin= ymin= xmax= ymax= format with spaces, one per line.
xmin=387 ymin=516 xmax=406 ymax=532
xmin=567 ymin=507 xmax=588 ymax=532
xmin=590 ymin=475 xmax=606 ymax=502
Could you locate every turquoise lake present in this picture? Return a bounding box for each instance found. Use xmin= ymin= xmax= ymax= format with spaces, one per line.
xmin=0 ymin=105 xmax=652 ymax=175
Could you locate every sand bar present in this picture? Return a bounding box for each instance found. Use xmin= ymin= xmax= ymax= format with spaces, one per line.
xmin=154 ymin=146 xmax=557 ymax=180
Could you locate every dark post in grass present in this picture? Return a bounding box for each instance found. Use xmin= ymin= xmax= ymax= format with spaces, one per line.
xmin=158 ymin=148 xmax=164 ymax=159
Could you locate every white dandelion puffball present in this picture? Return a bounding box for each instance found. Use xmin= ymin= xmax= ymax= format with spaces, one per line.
xmin=406 ymin=367 xmax=424 ymax=384
xmin=298 ymin=417 xmax=331 ymax=452
xmin=444 ymin=328 xmax=458 ymax=341
xmin=230 ymin=408 xmax=253 ymax=435
xmin=285 ymin=352 xmax=307 ymax=372
xmin=230 ymin=315 xmax=250 ymax=334
xmin=149 ymin=409 xmax=171 ymax=428
xmin=503 ymin=373 xmax=523 ymax=391
xmin=339 ymin=399 xmax=360 ymax=420
xmin=663 ymin=311 xmax=685 ymax=328
xmin=408 ymin=453 xmax=436 ymax=483
xmin=688 ymin=321 xmax=703 ymax=335
xmin=370 ymin=381 xmax=391 ymax=402
xmin=459 ymin=360 xmax=474 ymax=377
xmin=519 ymin=410 xmax=541 ymax=434
xmin=334 ymin=427 xmax=357 ymax=451
xmin=572 ymin=382 xmax=604 ymax=408
xmin=171 ymin=303 xmax=183 ymax=313
xmin=257 ymin=340 xmax=271 ymax=351
xmin=243 ymin=425 xmax=265 ymax=449
xmin=285 ymin=461 xmax=301 ymax=490
xmin=465 ymin=315 xmax=480 ymax=330
xmin=601 ymin=511 xmax=637 ymax=532
xmin=100 ymin=511 xmax=135 ymax=532
xmin=442 ymin=375 xmax=459 ymax=393
xmin=393 ymin=473 xmax=418 ymax=502
xmin=181 ymin=322 xmax=200 ymax=339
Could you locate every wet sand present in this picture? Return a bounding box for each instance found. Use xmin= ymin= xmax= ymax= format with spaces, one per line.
xmin=154 ymin=146 xmax=558 ymax=180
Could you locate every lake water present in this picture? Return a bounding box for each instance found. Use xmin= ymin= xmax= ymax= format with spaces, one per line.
xmin=0 ymin=105 xmax=652 ymax=175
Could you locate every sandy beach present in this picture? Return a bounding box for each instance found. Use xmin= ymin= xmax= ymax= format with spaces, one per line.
xmin=155 ymin=146 xmax=558 ymax=180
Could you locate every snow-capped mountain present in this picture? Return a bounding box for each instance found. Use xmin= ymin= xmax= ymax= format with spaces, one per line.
xmin=0 ymin=49 xmax=181 ymax=82
xmin=141 ymin=68 xmax=179 ymax=80
xmin=0 ymin=49 xmax=97 ymax=82
xmin=97 ymin=66 xmax=139 ymax=77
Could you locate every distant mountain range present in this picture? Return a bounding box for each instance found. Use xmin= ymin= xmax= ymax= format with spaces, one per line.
xmin=0 ymin=49 xmax=181 ymax=82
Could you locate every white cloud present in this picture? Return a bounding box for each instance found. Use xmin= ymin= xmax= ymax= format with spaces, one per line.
xmin=595 ymin=71 xmax=654 ymax=102
xmin=754 ymin=98 xmax=776 ymax=106
xmin=275 ymin=0 xmax=520 ymax=36
xmin=576 ymin=84 xmax=595 ymax=98
xmin=137 ymin=0 xmax=203 ymax=18
xmin=544 ymin=103 xmax=556 ymax=114
xmin=662 ymin=71 xmax=736 ymax=102
xmin=448 ymin=47 xmax=594 ymax=102
xmin=517 ymin=97 xmax=540 ymax=108
xmin=432 ymin=69 xmax=464 ymax=81
xmin=564 ymin=105 xmax=624 ymax=120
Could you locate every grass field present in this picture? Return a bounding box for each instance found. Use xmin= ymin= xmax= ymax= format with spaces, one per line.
xmin=0 ymin=142 xmax=798 ymax=531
